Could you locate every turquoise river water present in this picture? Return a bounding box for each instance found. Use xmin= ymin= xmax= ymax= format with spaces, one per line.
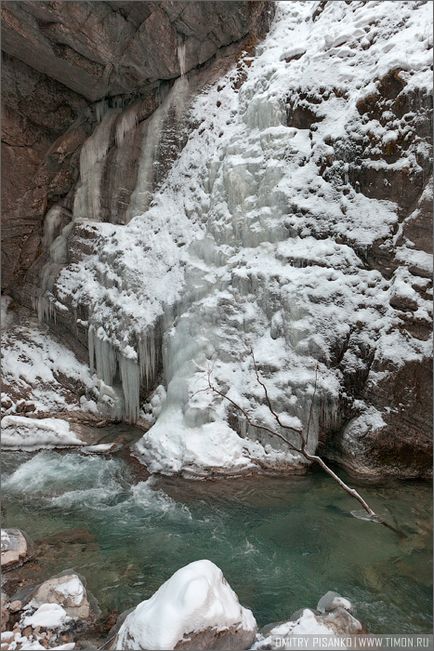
xmin=1 ymin=448 xmax=432 ymax=634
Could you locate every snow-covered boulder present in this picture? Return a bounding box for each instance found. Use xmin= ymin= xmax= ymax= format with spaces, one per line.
xmin=254 ymin=593 xmax=363 ymax=649
xmin=1 ymin=529 xmax=29 ymax=570
xmin=30 ymin=573 xmax=92 ymax=621
xmin=111 ymin=560 xmax=257 ymax=650
xmin=22 ymin=603 xmax=70 ymax=629
xmin=1 ymin=416 xmax=85 ymax=451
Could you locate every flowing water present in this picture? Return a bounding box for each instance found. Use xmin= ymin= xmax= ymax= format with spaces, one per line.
xmin=1 ymin=447 xmax=432 ymax=634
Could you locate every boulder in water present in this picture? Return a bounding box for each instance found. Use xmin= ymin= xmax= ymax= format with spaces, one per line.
xmin=111 ymin=559 xmax=257 ymax=650
xmin=317 ymin=590 xmax=352 ymax=614
xmin=30 ymin=572 xmax=92 ymax=622
xmin=255 ymin=592 xmax=363 ymax=649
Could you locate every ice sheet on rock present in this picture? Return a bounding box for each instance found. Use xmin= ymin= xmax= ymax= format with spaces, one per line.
xmin=1 ymin=416 xmax=84 ymax=451
xmin=115 ymin=559 xmax=256 ymax=650
xmin=45 ymin=1 xmax=432 ymax=472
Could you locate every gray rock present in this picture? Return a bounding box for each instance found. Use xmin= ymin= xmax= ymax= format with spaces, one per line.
xmin=1 ymin=529 xmax=29 ymax=570
xmin=30 ymin=572 xmax=92 ymax=622
xmin=317 ymin=591 xmax=352 ymax=614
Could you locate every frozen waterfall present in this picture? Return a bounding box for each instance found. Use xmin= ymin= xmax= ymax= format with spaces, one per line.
xmin=38 ymin=0 xmax=432 ymax=475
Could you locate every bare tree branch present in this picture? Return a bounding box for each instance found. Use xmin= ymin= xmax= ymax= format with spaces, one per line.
xmin=204 ymin=361 xmax=379 ymax=520
xmin=206 ymin=369 xmax=301 ymax=454
xmin=250 ymin=349 xmax=303 ymax=433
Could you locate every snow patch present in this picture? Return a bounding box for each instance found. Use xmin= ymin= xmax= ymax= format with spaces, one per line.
xmin=1 ymin=416 xmax=84 ymax=451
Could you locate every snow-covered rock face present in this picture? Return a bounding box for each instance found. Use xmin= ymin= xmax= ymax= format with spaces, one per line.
xmin=1 ymin=311 xmax=99 ymax=417
xmin=112 ymin=559 xmax=257 ymax=650
xmin=40 ymin=2 xmax=432 ymax=477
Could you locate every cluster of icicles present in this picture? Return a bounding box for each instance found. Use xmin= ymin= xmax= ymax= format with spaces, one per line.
xmin=35 ymin=44 xmax=191 ymax=423
xmin=87 ymin=323 xmax=161 ymax=422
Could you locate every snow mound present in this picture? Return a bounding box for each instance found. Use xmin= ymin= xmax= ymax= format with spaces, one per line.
xmin=114 ymin=559 xmax=257 ymax=650
xmin=22 ymin=603 xmax=70 ymax=629
xmin=136 ymin=407 xmax=303 ymax=477
xmin=1 ymin=416 xmax=84 ymax=451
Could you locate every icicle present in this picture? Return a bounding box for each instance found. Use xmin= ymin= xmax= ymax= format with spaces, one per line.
xmin=177 ymin=40 xmax=187 ymax=77
xmin=115 ymin=104 xmax=140 ymax=148
xmin=88 ymin=324 xmax=95 ymax=373
xmin=95 ymin=99 xmax=109 ymax=123
xmin=42 ymin=206 xmax=70 ymax=249
xmin=79 ymin=109 xmax=119 ymax=173
xmin=126 ymin=106 xmax=166 ymax=218
xmin=74 ymin=109 xmax=120 ymax=221
xmin=137 ymin=323 xmax=163 ymax=394
xmin=126 ymin=77 xmax=190 ymax=220
xmin=119 ymin=355 xmax=141 ymax=423
xmin=94 ymin=330 xmax=118 ymax=386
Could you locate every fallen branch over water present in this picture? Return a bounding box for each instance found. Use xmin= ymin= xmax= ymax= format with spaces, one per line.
xmin=202 ymin=351 xmax=388 ymax=525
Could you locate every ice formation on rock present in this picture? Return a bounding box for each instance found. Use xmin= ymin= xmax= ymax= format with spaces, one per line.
xmin=36 ymin=1 xmax=432 ymax=474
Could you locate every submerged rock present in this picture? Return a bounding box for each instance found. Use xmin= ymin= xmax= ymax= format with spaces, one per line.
xmin=1 ymin=529 xmax=30 ymax=570
xmin=110 ymin=559 xmax=257 ymax=650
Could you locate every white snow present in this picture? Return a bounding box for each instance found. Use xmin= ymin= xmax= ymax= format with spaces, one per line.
xmin=253 ymin=608 xmax=357 ymax=650
xmin=1 ymin=416 xmax=84 ymax=451
xmin=1 ymin=318 xmax=98 ymax=414
xmin=82 ymin=443 xmax=114 ymax=454
xmin=137 ymin=412 xmax=254 ymax=476
xmin=52 ymin=577 xmax=85 ymax=607
xmin=115 ymin=559 xmax=256 ymax=650
xmin=22 ymin=603 xmax=69 ymax=629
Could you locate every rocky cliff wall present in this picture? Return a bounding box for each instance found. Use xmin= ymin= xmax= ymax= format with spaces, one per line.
xmin=1 ymin=0 xmax=274 ymax=295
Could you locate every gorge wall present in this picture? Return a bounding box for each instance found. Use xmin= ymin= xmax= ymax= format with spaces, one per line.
xmin=1 ymin=1 xmax=432 ymax=480
xmin=1 ymin=0 xmax=273 ymax=295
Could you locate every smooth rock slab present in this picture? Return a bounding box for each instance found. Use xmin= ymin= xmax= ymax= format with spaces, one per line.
xmin=1 ymin=529 xmax=29 ymax=569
